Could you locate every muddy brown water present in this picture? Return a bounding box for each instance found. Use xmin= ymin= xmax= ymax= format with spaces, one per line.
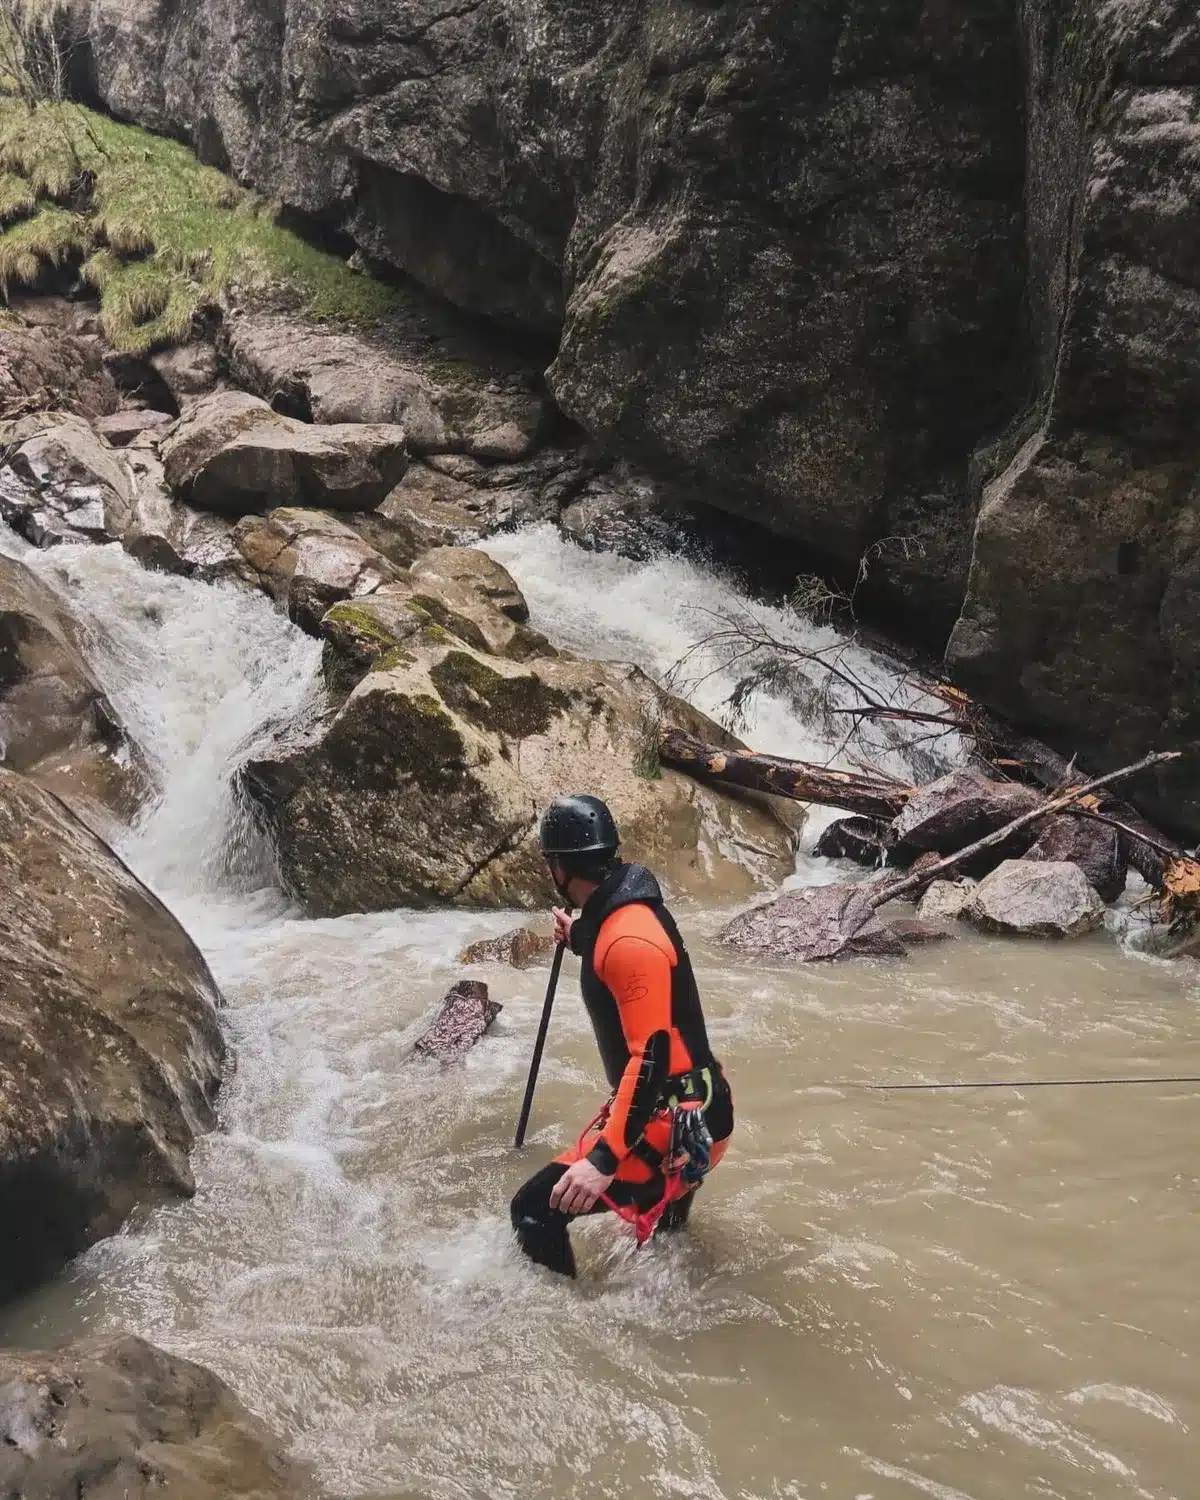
xmin=0 ymin=526 xmax=1195 ymax=1499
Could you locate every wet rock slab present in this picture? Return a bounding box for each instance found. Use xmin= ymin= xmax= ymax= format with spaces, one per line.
xmin=0 ymin=1336 xmax=320 ymax=1500
xmin=415 ymin=980 xmax=502 ymax=1061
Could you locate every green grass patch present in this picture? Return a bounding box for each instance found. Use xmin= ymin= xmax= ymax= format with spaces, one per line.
xmin=0 ymin=94 xmax=407 ymax=351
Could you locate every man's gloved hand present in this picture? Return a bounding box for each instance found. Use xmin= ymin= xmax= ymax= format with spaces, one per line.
xmin=550 ymin=1157 xmax=615 ymax=1215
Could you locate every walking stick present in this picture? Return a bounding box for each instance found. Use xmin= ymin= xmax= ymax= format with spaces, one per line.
xmin=514 ymin=941 xmax=566 ymax=1148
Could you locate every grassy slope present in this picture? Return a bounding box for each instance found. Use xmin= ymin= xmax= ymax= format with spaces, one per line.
xmin=0 ymin=96 xmax=405 ymax=351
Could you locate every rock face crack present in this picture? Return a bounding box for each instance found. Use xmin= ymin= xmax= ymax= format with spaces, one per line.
xmin=444 ymin=813 xmax=537 ymax=902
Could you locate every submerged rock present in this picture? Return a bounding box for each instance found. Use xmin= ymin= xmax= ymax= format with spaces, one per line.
xmin=161 ymin=391 xmax=408 ymax=515
xmin=0 ymin=551 xmax=147 ymax=824
xmin=460 ymin=927 xmax=555 ymax=969
xmin=414 ymin=980 xmax=502 ymax=1061
xmin=0 ymin=1336 xmax=319 ymax=1500
xmin=0 ymin=768 xmax=224 ymax=1299
xmin=965 ymin=859 xmax=1106 ymax=939
xmin=242 ymin=642 xmax=800 ymax=916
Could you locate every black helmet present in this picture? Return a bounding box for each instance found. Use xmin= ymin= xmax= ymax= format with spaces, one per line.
xmin=539 ymin=794 xmax=620 ymax=858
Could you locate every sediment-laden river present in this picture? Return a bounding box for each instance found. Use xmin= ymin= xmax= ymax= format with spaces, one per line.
xmin=1 ymin=526 xmax=1195 ymax=1500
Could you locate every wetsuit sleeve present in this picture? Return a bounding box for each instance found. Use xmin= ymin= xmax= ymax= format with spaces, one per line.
xmin=586 ymin=933 xmax=673 ymax=1175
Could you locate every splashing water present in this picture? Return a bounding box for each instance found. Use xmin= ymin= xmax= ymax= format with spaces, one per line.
xmin=1 ymin=527 xmax=1196 ymax=1500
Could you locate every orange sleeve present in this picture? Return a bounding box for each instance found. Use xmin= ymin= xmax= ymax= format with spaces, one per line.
xmin=590 ymin=909 xmax=676 ymax=1169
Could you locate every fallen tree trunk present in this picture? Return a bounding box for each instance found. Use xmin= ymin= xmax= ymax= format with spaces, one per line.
xmin=658 ymin=727 xmax=912 ymax=822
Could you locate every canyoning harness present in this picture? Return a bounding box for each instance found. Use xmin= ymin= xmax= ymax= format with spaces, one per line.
xmin=578 ymin=1066 xmax=716 ymax=1246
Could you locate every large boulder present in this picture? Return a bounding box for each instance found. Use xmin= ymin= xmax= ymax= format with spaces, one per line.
xmin=1024 ymin=813 xmax=1128 ymax=903
xmin=160 ymin=391 xmax=409 ymax=515
xmin=410 ymin=546 xmax=530 ymax=623
xmin=220 ymin=313 xmax=553 ymax=461
xmin=0 ymin=769 xmax=224 ymax=1298
xmin=242 ymin=639 xmax=801 ymax=915
xmin=0 ymin=1336 xmax=319 ymax=1500
xmin=889 ymin=768 xmax=1046 ymax=873
xmin=964 ymin=859 xmax=1106 ymax=939
xmin=719 ymin=882 xmax=949 ymax=963
xmin=0 ymin=552 xmax=147 ymax=823
xmin=0 ymin=413 xmax=135 ymax=547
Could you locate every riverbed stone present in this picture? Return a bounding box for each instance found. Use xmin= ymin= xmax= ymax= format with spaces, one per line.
xmin=0 ymin=768 xmax=224 ymax=1298
xmin=410 ymin=547 xmax=529 ymax=623
xmin=234 ymin=508 xmax=402 ymax=634
xmin=916 ymin=879 xmax=974 ymax=925
xmin=814 ymin=815 xmax=890 ymax=867
xmin=241 ymin=642 xmax=801 ymax=916
xmin=1024 ymin=813 xmax=1129 ymax=903
xmin=0 ymin=412 xmax=135 ymax=546
xmin=720 ymin=883 xmax=897 ymax=962
xmin=0 ymin=551 xmax=147 ymax=824
xmin=95 ymin=408 xmax=176 ymax=447
xmin=0 ymin=1336 xmax=318 ymax=1500
xmin=122 ymin=448 xmax=254 ymax=584
xmin=889 ymin=768 xmax=1046 ymax=873
xmin=460 ymin=926 xmax=556 ymax=969
xmin=161 ymin=391 xmax=409 ymax=515
xmin=965 ymin=859 xmax=1106 ymax=939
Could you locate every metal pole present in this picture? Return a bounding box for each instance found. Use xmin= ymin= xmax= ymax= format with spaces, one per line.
xmin=514 ymin=943 xmax=567 ymax=1148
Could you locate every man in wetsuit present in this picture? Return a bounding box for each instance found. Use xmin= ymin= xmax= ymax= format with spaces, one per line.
xmin=510 ymin=794 xmax=734 ymax=1277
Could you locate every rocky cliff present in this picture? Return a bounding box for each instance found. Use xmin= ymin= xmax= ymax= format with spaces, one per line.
xmin=72 ymin=0 xmax=1200 ymax=831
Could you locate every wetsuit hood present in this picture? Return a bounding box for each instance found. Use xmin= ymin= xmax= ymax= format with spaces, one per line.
xmin=569 ymin=863 xmax=663 ymax=957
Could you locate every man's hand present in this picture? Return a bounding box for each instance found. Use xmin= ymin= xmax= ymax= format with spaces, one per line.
xmin=550 ymin=1158 xmax=614 ymax=1216
xmin=552 ymin=907 xmax=575 ymax=948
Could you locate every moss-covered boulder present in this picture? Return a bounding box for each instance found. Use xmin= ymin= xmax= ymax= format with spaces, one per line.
xmin=161 ymin=391 xmax=408 ymax=515
xmin=241 ymin=640 xmax=801 ymax=916
xmin=410 ymin=546 xmax=529 ymax=623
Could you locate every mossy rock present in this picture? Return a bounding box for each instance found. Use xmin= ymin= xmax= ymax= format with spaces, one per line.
xmin=429 ymin=651 xmax=572 ymax=738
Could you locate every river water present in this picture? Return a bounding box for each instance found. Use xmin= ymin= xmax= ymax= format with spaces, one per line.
xmin=1 ymin=526 xmax=1197 ymax=1500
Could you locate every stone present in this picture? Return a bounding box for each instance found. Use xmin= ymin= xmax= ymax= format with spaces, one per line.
xmin=160 ymin=391 xmax=409 ymax=515
xmin=151 ymin=340 xmax=222 ymax=401
xmin=241 ymin=643 xmax=801 ymax=916
xmin=0 ymin=1336 xmax=319 ymax=1500
xmin=233 ymin=508 xmax=402 ymax=634
xmin=373 ymin=482 xmax=486 ymax=561
xmin=410 ymin=546 xmax=530 ymax=623
xmin=0 ymin=315 xmax=118 ymax=422
xmin=917 ymin=879 xmax=974 ymax=925
xmin=889 ymin=768 xmax=1046 ymax=874
xmin=95 ymin=408 xmax=176 ymax=446
xmin=122 ymin=448 xmax=254 ymax=584
xmin=1025 ymin=813 xmax=1129 ymax=903
xmin=414 ymin=980 xmax=502 ymax=1062
xmin=0 ymin=552 xmax=148 ymax=824
xmin=720 ymin=884 xmax=897 ymax=963
xmin=965 ymin=859 xmax=1106 ymax=939
xmin=0 ymin=412 xmax=135 ymax=546
xmin=460 ymin=926 xmax=556 ymax=969
xmin=885 ymin=917 xmax=956 ymax=947
xmin=814 ymin=816 xmax=889 ymax=867
xmin=219 ymin=313 xmax=552 ymax=460
xmin=0 ymin=769 xmax=224 ymax=1298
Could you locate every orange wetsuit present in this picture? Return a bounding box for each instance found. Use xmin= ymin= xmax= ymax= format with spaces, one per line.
xmin=511 ymin=862 xmax=733 ymax=1275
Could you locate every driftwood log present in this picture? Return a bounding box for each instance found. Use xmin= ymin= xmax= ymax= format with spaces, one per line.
xmin=658 ymin=727 xmax=912 ymax=821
